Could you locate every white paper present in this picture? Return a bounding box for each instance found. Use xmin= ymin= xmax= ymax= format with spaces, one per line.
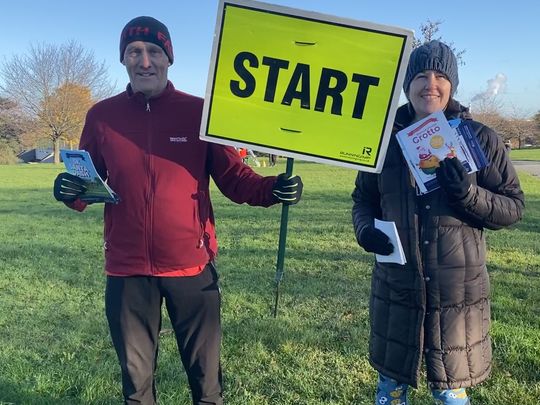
xmin=374 ymin=219 xmax=407 ymax=265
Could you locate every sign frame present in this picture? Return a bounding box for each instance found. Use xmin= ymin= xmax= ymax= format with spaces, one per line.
xmin=200 ymin=0 xmax=413 ymax=173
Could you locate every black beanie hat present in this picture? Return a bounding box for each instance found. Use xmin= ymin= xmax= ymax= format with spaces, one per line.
xmin=403 ymin=40 xmax=458 ymax=96
xmin=120 ymin=16 xmax=174 ymax=64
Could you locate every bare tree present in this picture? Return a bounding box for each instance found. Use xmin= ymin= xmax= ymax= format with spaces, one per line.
xmin=413 ymin=20 xmax=466 ymax=66
xmin=0 ymin=97 xmax=27 ymax=163
xmin=534 ymin=111 xmax=540 ymax=128
xmin=506 ymin=106 xmax=537 ymax=149
xmin=470 ymin=96 xmax=509 ymax=136
xmin=473 ymin=100 xmax=538 ymax=148
xmin=533 ymin=111 xmax=540 ymax=144
xmin=0 ymin=41 xmax=114 ymax=163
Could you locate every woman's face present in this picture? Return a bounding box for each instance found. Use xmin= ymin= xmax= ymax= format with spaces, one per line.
xmin=408 ymin=70 xmax=452 ymax=120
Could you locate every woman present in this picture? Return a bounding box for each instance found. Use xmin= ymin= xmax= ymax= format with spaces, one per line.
xmin=352 ymin=40 xmax=524 ymax=404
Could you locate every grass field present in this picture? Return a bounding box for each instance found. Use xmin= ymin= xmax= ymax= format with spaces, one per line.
xmin=510 ymin=147 xmax=540 ymax=161
xmin=0 ymin=162 xmax=539 ymax=405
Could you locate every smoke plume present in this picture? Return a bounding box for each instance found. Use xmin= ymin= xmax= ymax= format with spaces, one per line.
xmin=471 ymin=73 xmax=507 ymax=102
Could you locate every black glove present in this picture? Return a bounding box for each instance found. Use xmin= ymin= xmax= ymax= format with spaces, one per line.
xmin=272 ymin=173 xmax=303 ymax=205
xmin=435 ymin=157 xmax=472 ymax=200
xmin=53 ymin=172 xmax=87 ymax=202
xmin=357 ymin=224 xmax=394 ymax=255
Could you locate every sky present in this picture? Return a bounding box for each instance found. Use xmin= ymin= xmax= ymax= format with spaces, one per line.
xmin=0 ymin=0 xmax=538 ymax=117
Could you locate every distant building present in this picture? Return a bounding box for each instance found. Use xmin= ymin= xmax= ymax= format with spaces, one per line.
xmin=17 ymin=148 xmax=55 ymax=163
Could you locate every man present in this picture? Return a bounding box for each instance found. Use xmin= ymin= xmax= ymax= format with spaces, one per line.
xmin=53 ymin=16 xmax=302 ymax=405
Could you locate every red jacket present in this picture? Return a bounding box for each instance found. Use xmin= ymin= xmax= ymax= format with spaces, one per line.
xmin=70 ymin=82 xmax=277 ymax=276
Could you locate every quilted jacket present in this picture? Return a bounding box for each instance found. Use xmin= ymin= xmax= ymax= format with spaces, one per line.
xmin=351 ymin=100 xmax=524 ymax=389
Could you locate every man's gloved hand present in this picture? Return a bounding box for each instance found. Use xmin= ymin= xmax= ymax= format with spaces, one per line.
xmin=435 ymin=157 xmax=472 ymax=200
xmin=357 ymin=225 xmax=394 ymax=255
xmin=272 ymin=173 xmax=303 ymax=205
xmin=53 ymin=172 xmax=86 ymax=202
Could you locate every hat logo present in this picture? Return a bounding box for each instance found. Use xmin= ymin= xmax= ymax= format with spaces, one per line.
xmin=157 ymin=31 xmax=173 ymax=57
xmin=123 ymin=26 xmax=150 ymax=39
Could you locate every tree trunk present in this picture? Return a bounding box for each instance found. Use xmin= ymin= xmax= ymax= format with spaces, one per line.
xmin=54 ymin=137 xmax=60 ymax=164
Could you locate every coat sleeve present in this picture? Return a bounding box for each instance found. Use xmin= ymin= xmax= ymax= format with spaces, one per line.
xmin=448 ymin=123 xmax=524 ymax=230
xmin=351 ymin=171 xmax=381 ymax=244
xmin=208 ymin=143 xmax=278 ymax=207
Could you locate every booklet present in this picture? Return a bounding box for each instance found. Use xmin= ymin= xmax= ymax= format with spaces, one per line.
xmin=395 ymin=110 xmax=489 ymax=195
xmin=374 ymin=219 xmax=406 ymax=265
xmin=60 ymin=149 xmax=120 ymax=204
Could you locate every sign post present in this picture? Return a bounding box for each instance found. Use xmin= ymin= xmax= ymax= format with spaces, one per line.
xmin=273 ymin=157 xmax=294 ymax=317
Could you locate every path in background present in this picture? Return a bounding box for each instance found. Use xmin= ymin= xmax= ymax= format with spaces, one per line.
xmin=512 ymin=160 xmax=540 ymax=177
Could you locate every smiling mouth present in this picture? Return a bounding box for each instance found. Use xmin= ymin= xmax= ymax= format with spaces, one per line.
xmin=421 ymin=94 xmax=440 ymax=100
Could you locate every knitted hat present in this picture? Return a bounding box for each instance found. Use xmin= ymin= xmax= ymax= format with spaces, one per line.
xmin=403 ymin=40 xmax=458 ymax=96
xmin=120 ymin=16 xmax=174 ymax=64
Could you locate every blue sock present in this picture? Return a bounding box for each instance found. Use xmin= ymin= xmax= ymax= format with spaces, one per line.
xmin=376 ymin=373 xmax=408 ymax=405
xmin=431 ymin=388 xmax=470 ymax=404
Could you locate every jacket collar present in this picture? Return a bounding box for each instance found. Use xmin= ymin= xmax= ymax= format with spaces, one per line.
xmin=125 ymin=80 xmax=175 ymax=106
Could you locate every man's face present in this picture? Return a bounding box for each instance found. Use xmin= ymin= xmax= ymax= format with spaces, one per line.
xmin=408 ymin=70 xmax=452 ymax=120
xmin=123 ymin=41 xmax=169 ymax=99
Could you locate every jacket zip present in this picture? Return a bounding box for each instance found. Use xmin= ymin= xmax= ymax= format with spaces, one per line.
xmin=196 ymin=191 xmax=205 ymax=249
xmin=403 ymin=149 xmax=426 ymax=382
xmin=145 ymin=99 xmax=155 ymax=274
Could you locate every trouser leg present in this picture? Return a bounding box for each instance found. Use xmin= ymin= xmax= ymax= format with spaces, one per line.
xmin=431 ymin=388 xmax=470 ymax=404
xmin=376 ymin=373 xmax=408 ymax=405
xmin=106 ymin=276 xmax=162 ymax=405
xmin=162 ymin=264 xmax=223 ymax=405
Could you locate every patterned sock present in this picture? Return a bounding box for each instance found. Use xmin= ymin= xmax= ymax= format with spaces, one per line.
xmin=375 ymin=373 xmax=408 ymax=405
xmin=431 ymin=388 xmax=470 ymax=404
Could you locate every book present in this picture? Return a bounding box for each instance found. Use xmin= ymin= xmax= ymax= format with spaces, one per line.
xmin=374 ymin=219 xmax=407 ymax=265
xmin=60 ymin=149 xmax=120 ymax=204
xmin=395 ymin=110 xmax=489 ymax=195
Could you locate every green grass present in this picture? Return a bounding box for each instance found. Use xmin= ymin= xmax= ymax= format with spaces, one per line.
xmin=510 ymin=147 xmax=540 ymax=161
xmin=0 ymin=162 xmax=539 ymax=404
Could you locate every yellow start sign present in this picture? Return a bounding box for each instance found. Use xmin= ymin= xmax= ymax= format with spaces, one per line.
xmin=200 ymin=0 xmax=413 ymax=172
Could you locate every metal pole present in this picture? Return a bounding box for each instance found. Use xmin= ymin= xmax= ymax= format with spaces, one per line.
xmin=273 ymin=157 xmax=294 ymax=318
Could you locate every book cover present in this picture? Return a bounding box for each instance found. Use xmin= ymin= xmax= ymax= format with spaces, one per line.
xmin=60 ymin=149 xmax=119 ymax=204
xmin=395 ymin=110 xmax=488 ymax=194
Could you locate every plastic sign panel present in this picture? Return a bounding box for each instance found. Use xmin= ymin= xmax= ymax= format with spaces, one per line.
xmin=201 ymin=0 xmax=413 ymax=172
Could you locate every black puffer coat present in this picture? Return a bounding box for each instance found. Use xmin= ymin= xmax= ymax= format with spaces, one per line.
xmin=351 ymin=100 xmax=524 ymax=389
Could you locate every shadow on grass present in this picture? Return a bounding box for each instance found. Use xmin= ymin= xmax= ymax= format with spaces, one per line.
xmin=509 ymin=193 xmax=540 ymax=233
xmin=0 ymin=190 xmax=104 ymax=221
xmin=0 ymin=241 xmax=104 ymax=288
xmin=489 ymin=263 xmax=540 ymax=279
xmin=0 ymin=379 xmax=117 ymax=405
